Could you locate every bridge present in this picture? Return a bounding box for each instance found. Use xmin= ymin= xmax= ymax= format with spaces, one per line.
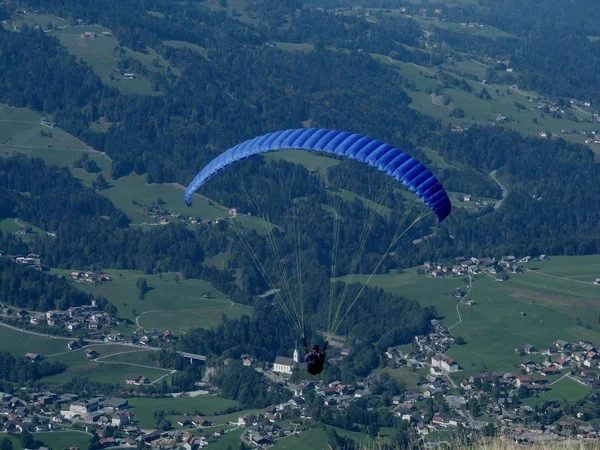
xmin=178 ymin=351 xmax=206 ymax=362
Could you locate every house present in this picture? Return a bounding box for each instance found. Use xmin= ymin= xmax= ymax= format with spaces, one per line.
xmin=237 ymin=414 xmax=250 ymax=426
xmin=523 ymin=344 xmax=537 ymax=355
xmin=99 ymin=398 xmax=128 ymax=411
xmin=67 ymin=341 xmax=80 ymax=351
xmin=554 ymin=358 xmax=569 ymax=369
xmin=110 ymin=411 xmax=131 ymax=428
xmin=125 ymin=375 xmax=150 ymax=385
xmin=99 ymin=437 xmax=116 ymax=447
xmin=163 ymin=330 xmax=174 ymax=340
xmin=273 ymin=356 xmax=295 ymax=374
xmin=432 ymin=355 xmax=459 ymax=372
xmin=177 ymin=416 xmax=191 ymax=427
xmin=521 ymin=359 xmax=536 ymax=373
xmin=542 ymin=366 xmax=559 ymax=375
xmin=25 ymin=352 xmax=41 ymax=362
xmin=85 ymin=350 xmax=100 ymax=359
xmin=250 ymin=432 xmax=273 ymax=446
xmin=70 ymin=400 xmax=98 ymax=415
xmin=67 ymin=322 xmax=81 ymax=331
xmin=554 ymin=340 xmax=570 ymax=350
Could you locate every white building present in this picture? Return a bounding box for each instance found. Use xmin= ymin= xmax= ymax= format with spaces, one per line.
xmin=431 ymin=354 xmax=459 ymax=373
xmin=273 ymin=356 xmax=295 ymax=374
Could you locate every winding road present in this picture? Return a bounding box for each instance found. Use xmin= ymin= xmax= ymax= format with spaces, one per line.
xmin=489 ymin=170 xmax=507 ymax=209
xmin=0 ymin=320 xmax=206 ymax=360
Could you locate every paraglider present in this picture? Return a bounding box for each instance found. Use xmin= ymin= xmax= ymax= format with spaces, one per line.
xmin=185 ymin=128 xmax=451 ymax=375
xmin=185 ymin=128 xmax=451 ymax=221
xmin=303 ymin=338 xmax=328 ymax=375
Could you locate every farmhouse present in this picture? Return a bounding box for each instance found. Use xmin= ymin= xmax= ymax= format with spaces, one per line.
xmin=99 ymin=398 xmax=128 ymax=411
xmin=25 ymin=353 xmax=41 ymax=362
xmin=125 ymin=375 xmax=150 ymax=385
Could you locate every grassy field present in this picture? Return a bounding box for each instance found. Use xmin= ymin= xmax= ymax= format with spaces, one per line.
xmin=35 ymin=431 xmax=92 ymax=450
xmin=53 ymin=269 xmax=252 ymax=332
xmin=42 ymin=342 xmax=172 ymax=386
xmin=412 ymin=16 xmax=516 ymax=40
xmin=264 ymin=149 xmax=341 ymax=177
xmin=164 ymin=40 xmax=209 ymax=58
xmin=209 ymin=428 xmax=245 ymax=450
xmin=446 ymin=256 xmax=600 ymax=373
xmin=522 ymin=376 xmax=590 ymax=407
xmin=49 ymin=22 xmax=170 ymax=96
xmin=0 ymin=325 xmax=70 ymax=356
xmin=375 ymin=366 xmax=428 ymax=388
xmin=336 ymin=267 xmax=467 ymax=324
xmin=128 ymin=396 xmax=240 ymax=429
xmin=0 ymin=218 xmax=50 ymax=242
xmin=337 ymin=256 xmax=600 ymax=376
xmin=274 ymin=42 xmax=315 ymax=53
xmin=0 ymin=431 xmax=92 ymax=450
xmin=372 ymin=55 xmax=600 ymax=154
xmin=43 ymin=353 xmax=172 ymax=386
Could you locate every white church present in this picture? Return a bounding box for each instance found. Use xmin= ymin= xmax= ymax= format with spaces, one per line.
xmin=272 ymin=348 xmax=300 ymax=374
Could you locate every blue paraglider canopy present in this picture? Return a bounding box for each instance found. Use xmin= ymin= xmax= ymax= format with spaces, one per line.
xmin=185 ymin=128 xmax=451 ymax=221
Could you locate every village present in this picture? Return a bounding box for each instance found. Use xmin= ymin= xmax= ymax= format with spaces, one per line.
xmin=420 ymin=254 xmax=551 ymax=282
xmin=262 ymin=331 xmax=600 ymax=446
xmin=5 ymin=326 xmax=599 ymax=450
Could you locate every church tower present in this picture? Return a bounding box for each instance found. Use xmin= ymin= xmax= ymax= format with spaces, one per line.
xmin=293 ymin=347 xmax=300 ymax=364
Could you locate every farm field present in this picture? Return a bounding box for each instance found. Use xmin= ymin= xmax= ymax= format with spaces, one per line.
xmin=0 ymin=218 xmax=50 ymax=242
xmin=337 ymin=256 xmax=600 ymax=375
xmin=0 ymin=324 xmax=70 ymax=356
xmin=42 ymin=356 xmax=172 ymax=386
xmin=53 ymin=269 xmax=252 ymax=332
xmin=163 ymin=40 xmax=209 ymax=58
xmin=128 ymin=396 xmax=240 ymax=429
xmin=0 ymin=104 xmax=275 ymax=237
xmin=208 ymin=428 xmax=245 ymax=450
xmin=264 ymin=148 xmax=341 ymax=176
xmin=445 ymin=256 xmax=600 ymax=373
xmin=522 ymin=376 xmax=590 ymax=407
xmin=373 ymin=56 xmax=600 ymax=155
xmin=34 ymin=431 xmax=92 ymax=450
xmin=50 ymin=23 xmax=170 ymax=95
xmin=336 ymin=268 xmax=466 ymax=325
xmin=46 ymin=344 xmax=158 ymax=364
xmin=0 ymin=431 xmax=92 ymax=450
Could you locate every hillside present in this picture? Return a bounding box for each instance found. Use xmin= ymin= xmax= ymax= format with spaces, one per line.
xmin=0 ymin=0 xmax=600 ymax=448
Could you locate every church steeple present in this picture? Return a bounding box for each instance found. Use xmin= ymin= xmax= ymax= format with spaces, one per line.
xmin=293 ymin=347 xmax=300 ymax=364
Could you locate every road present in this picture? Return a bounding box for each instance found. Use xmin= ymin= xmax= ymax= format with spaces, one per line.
xmin=0 ymin=320 xmax=206 ymax=360
xmin=489 ymin=170 xmax=507 ymax=209
xmin=448 ymin=274 xmax=472 ymax=339
xmin=524 ymin=268 xmax=595 ymax=286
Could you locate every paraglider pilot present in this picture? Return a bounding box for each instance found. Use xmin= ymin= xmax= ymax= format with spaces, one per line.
xmin=303 ymin=337 xmax=328 ymax=375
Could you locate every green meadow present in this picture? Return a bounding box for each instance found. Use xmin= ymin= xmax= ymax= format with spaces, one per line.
xmin=336 ymin=268 xmax=467 ymax=325
xmin=336 ymin=256 xmax=600 ymax=375
xmin=50 ymin=22 xmax=176 ymax=96
xmin=128 ymin=396 xmax=240 ymax=429
xmin=0 ymin=325 xmax=69 ymax=356
xmin=53 ymin=269 xmax=252 ymax=332
xmin=0 ymin=431 xmax=92 ymax=450
xmin=522 ymin=376 xmax=590 ymax=407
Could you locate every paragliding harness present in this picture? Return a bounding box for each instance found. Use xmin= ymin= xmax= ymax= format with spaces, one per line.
xmin=303 ymin=337 xmax=328 ymax=376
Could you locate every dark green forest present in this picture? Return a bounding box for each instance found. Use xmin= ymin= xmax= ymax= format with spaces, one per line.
xmin=0 ymin=258 xmax=115 ymax=313
xmin=1 ymin=0 xmax=600 ymax=373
